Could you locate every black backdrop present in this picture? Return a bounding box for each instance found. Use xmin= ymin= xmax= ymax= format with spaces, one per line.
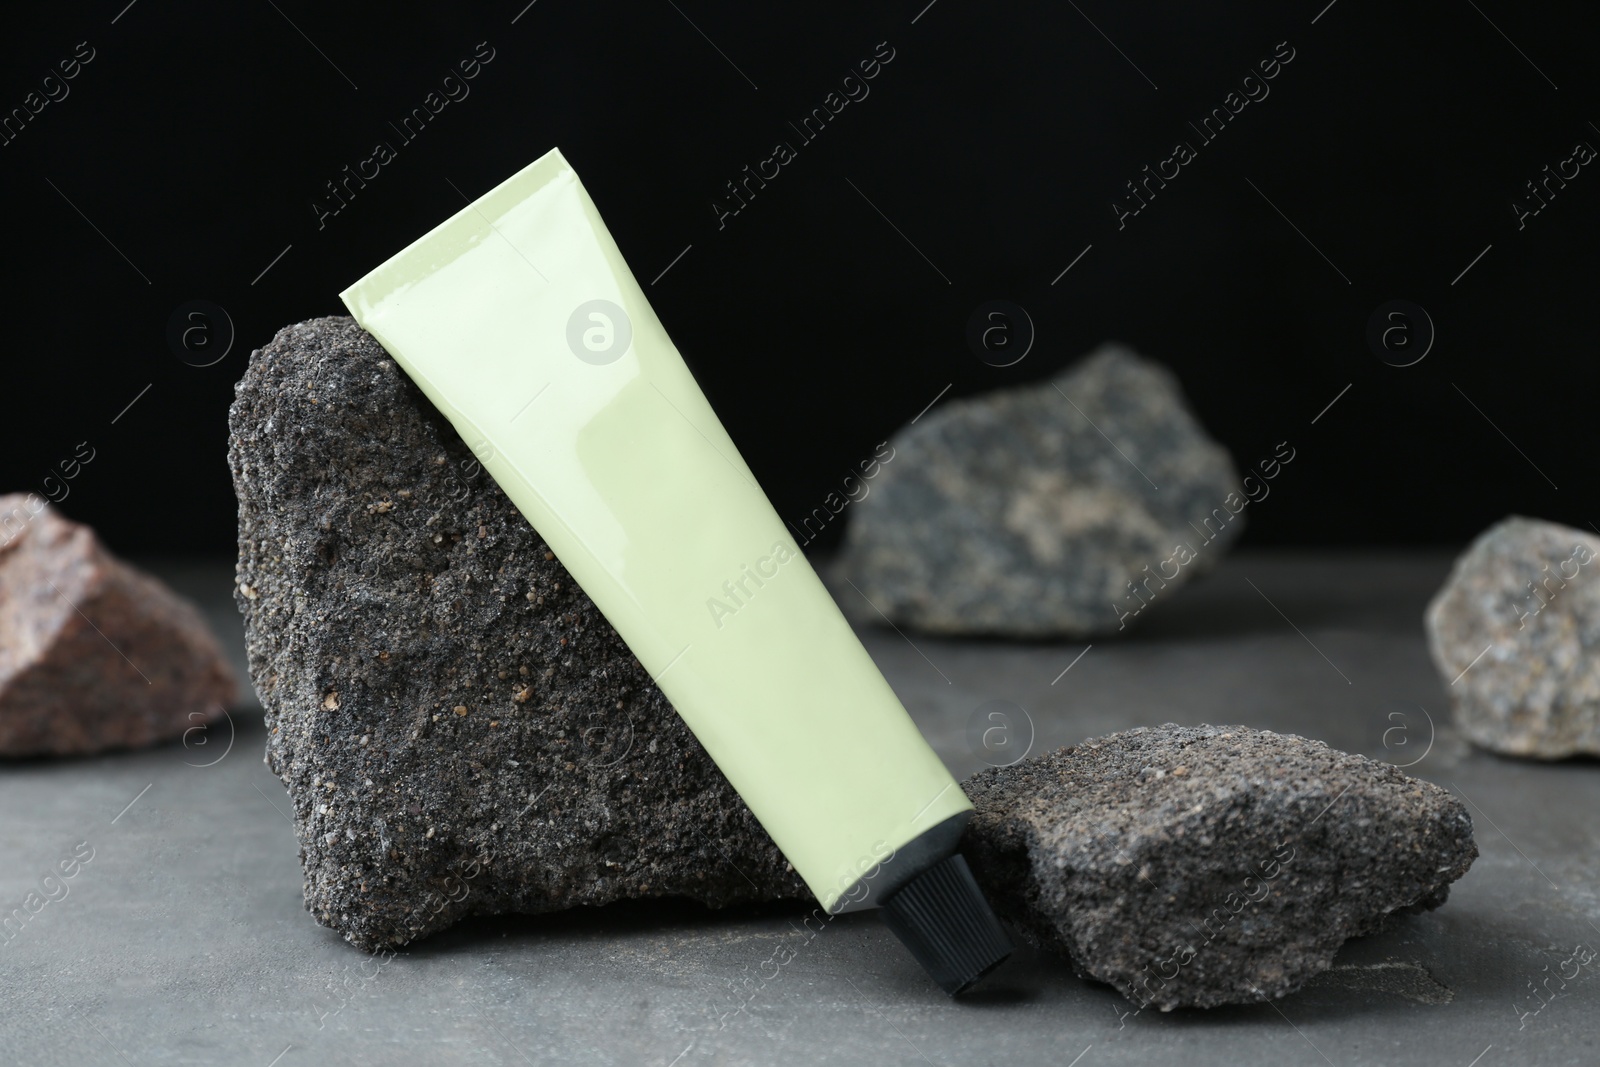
xmin=3 ymin=0 xmax=1595 ymax=555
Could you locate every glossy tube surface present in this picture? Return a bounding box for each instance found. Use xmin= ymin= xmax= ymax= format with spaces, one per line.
xmin=340 ymin=148 xmax=969 ymax=912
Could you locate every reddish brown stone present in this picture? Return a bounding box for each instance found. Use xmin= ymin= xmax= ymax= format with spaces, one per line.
xmin=0 ymin=495 xmax=237 ymax=756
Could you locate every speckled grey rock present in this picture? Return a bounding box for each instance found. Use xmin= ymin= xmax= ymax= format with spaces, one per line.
xmin=838 ymin=345 xmax=1249 ymax=637
xmin=1426 ymin=516 xmax=1600 ymax=758
xmin=228 ymin=316 xmax=803 ymax=951
xmin=961 ymin=725 xmax=1476 ymax=1010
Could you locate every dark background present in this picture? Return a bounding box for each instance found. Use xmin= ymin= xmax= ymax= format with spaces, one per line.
xmin=2 ymin=0 xmax=1594 ymax=555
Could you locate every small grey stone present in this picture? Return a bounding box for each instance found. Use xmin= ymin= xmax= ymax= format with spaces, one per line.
xmin=962 ymin=725 xmax=1476 ymax=1010
xmin=838 ymin=345 xmax=1246 ymax=637
xmin=1426 ymin=515 xmax=1600 ymax=758
xmin=228 ymin=317 xmax=803 ymax=951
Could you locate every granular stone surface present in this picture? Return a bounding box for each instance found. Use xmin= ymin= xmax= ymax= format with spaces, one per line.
xmin=961 ymin=725 xmax=1477 ymax=1009
xmin=0 ymin=495 xmax=237 ymax=756
xmin=228 ymin=317 xmax=803 ymax=951
xmin=1426 ymin=515 xmax=1600 ymax=758
xmin=838 ymin=345 xmax=1249 ymax=638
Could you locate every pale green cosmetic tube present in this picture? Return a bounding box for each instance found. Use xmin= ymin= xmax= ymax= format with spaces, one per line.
xmin=340 ymin=148 xmax=1010 ymax=993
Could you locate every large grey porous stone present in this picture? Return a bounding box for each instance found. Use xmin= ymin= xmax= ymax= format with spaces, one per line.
xmin=838 ymin=345 xmax=1247 ymax=637
xmin=962 ymin=725 xmax=1476 ymax=1010
xmin=1427 ymin=516 xmax=1600 ymax=758
xmin=228 ymin=317 xmax=803 ymax=951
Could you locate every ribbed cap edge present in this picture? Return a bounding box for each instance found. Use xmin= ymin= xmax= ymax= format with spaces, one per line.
xmin=881 ymin=853 xmax=1013 ymax=995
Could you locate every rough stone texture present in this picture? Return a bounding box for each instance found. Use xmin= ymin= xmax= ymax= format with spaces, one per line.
xmin=838 ymin=344 xmax=1246 ymax=638
xmin=0 ymin=496 xmax=237 ymax=756
xmin=1426 ymin=516 xmax=1600 ymax=758
xmin=961 ymin=725 xmax=1477 ymax=1010
xmin=228 ymin=317 xmax=804 ymax=951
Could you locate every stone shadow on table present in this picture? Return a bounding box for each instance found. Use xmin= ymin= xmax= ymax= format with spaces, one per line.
xmin=376 ymin=899 xmax=1552 ymax=1028
xmin=0 ymin=705 xmax=265 ymax=767
xmin=399 ymin=896 xmax=847 ymax=955
xmin=1089 ymin=904 xmax=1578 ymax=1031
xmin=825 ymin=551 xmax=1457 ymax=646
xmin=404 ymin=901 xmax=1049 ymax=1013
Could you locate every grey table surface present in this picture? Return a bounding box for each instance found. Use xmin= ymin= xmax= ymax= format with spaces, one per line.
xmin=2 ymin=551 xmax=1596 ymax=1067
